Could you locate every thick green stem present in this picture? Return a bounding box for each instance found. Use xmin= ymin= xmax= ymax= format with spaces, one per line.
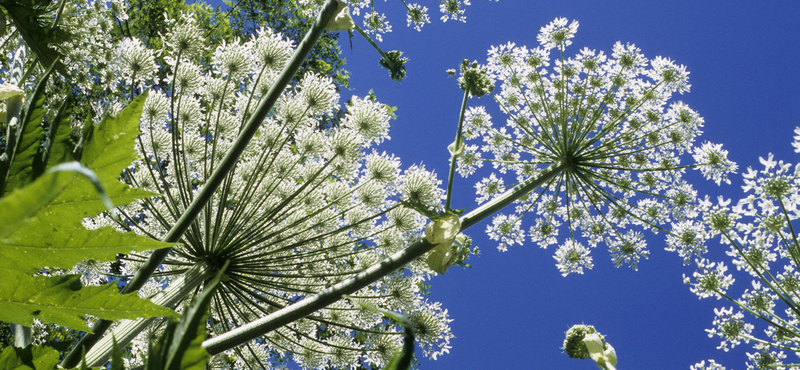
xmin=58 ymin=1 xmax=342 ymax=367
xmin=445 ymin=89 xmax=469 ymax=211
xmin=202 ymin=164 xmax=564 ymax=354
xmin=11 ymin=324 xmax=31 ymax=348
xmin=83 ymin=264 xmax=214 ymax=367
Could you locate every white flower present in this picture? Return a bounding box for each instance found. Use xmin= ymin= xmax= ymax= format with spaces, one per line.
xmin=406 ymin=4 xmax=430 ymax=31
xmin=537 ymin=17 xmax=579 ymax=50
xmin=113 ymin=38 xmax=157 ymax=86
xmin=212 ymin=39 xmax=251 ymax=79
xmin=399 ymin=165 xmax=445 ymax=211
xmin=684 ymin=258 xmax=734 ymax=299
xmin=690 ymin=359 xmax=727 ymax=370
xmin=439 ymin=0 xmax=470 ymax=23
xmin=487 ymin=213 xmax=525 ymax=251
xmin=706 ymin=307 xmax=753 ymax=352
xmin=693 ymin=141 xmax=738 ymax=185
xmin=343 ymin=96 xmax=391 ymax=145
xmin=466 ymin=19 xmax=726 ymax=272
xmin=554 ymin=240 xmax=593 ymax=276
xmin=363 ymin=11 xmax=391 ymax=42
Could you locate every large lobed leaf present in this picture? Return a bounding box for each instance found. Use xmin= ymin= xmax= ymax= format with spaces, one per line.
xmin=0 ymin=344 xmax=60 ymax=370
xmin=0 ymin=270 xmax=177 ymax=333
xmin=0 ymin=343 xmax=103 ymax=370
xmin=0 ymin=93 xmax=179 ymax=331
xmin=0 ymin=93 xmax=172 ymax=273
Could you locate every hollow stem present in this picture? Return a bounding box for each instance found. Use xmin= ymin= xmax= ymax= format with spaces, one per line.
xmin=202 ymin=163 xmax=564 ymax=354
xmin=11 ymin=324 xmax=31 ymax=348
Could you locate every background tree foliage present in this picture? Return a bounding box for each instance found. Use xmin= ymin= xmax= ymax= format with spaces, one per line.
xmin=124 ymin=0 xmax=349 ymax=89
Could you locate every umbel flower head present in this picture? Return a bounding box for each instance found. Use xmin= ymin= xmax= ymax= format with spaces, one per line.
xmin=460 ymin=17 xmax=736 ymax=276
xmin=671 ymin=130 xmax=800 ymax=369
xmin=89 ymin=15 xmax=452 ymax=368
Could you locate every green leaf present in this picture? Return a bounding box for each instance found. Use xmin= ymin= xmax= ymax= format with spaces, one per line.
xmin=0 ymin=93 xmax=180 ymax=332
xmin=0 ymin=93 xmax=174 ymax=273
xmin=38 ymin=98 xmax=75 ymax=174
xmin=0 ymin=344 xmax=60 ymax=370
xmin=0 ymin=270 xmax=178 ymax=333
xmin=110 ymin=337 xmax=125 ymax=370
xmin=2 ymin=63 xmax=54 ymax=195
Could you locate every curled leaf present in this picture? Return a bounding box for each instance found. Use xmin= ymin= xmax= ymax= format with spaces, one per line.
xmin=325 ymin=1 xmax=355 ymax=31
xmin=0 ymin=84 xmax=24 ymax=100
xmin=425 ymin=213 xmax=460 ymax=244
xmin=424 ymin=214 xmax=461 ymax=274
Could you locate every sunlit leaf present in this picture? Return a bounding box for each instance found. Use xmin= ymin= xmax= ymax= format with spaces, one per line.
xmin=0 ymin=344 xmax=61 ymax=370
xmin=0 ymin=93 xmax=174 ymax=273
xmin=0 ymin=270 xmax=178 ymax=333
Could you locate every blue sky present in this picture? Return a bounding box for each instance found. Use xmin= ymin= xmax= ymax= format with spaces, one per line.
xmin=337 ymin=1 xmax=800 ymax=369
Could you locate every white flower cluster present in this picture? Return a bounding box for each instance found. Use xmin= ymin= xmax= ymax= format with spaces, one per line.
xmin=690 ymin=359 xmax=727 ymax=370
xmin=296 ymin=0 xmax=497 ymax=40
xmin=0 ymin=0 xmax=127 ymax=130
xmin=89 ymin=13 xmax=452 ymax=369
xmin=460 ymin=17 xmax=734 ymax=275
xmin=670 ymin=129 xmax=800 ymax=369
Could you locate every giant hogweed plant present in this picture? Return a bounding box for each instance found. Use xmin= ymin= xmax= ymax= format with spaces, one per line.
xmin=453 ymin=18 xmax=736 ymax=275
xmin=0 ymin=3 xmax=738 ymax=370
xmin=194 ymin=16 xmax=735 ymax=367
xmin=73 ymin=5 xmax=457 ymax=369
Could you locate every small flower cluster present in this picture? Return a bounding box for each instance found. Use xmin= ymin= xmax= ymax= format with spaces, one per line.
xmin=460 ymin=17 xmax=734 ymax=276
xmin=297 ymin=0 xmax=497 ymax=40
xmin=672 ymin=129 xmax=800 ymax=369
xmin=84 ymin=12 xmax=453 ymax=369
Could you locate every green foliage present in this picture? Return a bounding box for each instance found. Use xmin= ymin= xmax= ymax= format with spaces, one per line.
xmin=0 ymin=94 xmax=173 ymax=274
xmin=37 ymin=98 xmax=73 ymax=174
xmin=110 ymin=337 xmax=124 ymax=370
xmin=0 ymin=344 xmax=60 ymax=370
xmin=0 ymin=268 xmax=177 ymax=333
xmin=0 ymin=62 xmax=55 ymax=195
xmin=125 ymin=0 xmax=188 ymax=49
xmin=0 ymin=93 xmax=179 ymax=333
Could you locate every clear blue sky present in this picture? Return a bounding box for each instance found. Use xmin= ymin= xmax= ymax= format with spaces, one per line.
xmin=339 ymin=1 xmax=800 ymax=369
xmin=206 ymin=1 xmax=800 ymax=368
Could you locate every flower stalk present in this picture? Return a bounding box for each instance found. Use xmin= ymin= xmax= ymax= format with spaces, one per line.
xmin=59 ymin=0 xmax=343 ymax=367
